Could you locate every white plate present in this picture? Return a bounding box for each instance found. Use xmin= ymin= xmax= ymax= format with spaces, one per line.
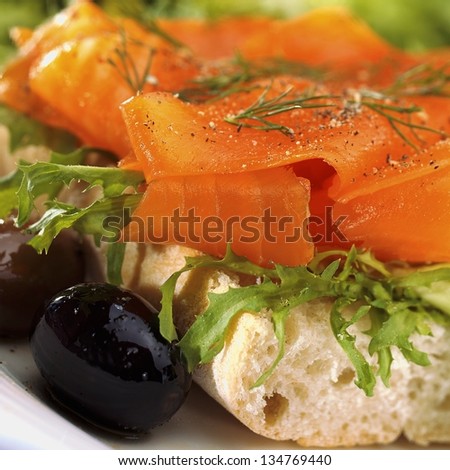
xmin=1 ymin=337 xmax=448 ymax=450
xmin=0 ymin=338 xmax=301 ymax=450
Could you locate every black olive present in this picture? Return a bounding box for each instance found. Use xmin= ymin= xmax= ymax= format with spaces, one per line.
xmin=30 ymin=283 xmax=192 ymax=435
xmin=0 ymin=220 xmax=85 ymax=337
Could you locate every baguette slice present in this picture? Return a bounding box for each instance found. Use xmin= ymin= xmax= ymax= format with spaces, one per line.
xmin=119 ymin=242 xmax=450 ymax=447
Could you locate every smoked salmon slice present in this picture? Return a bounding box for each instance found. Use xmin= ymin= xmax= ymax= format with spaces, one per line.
xmin=239 ymin=8 xmax=416 ymax=85
xmin=121 ymin=78 xmax=448 ymax=194
xmin=29 ymin=33 xmax=199 ymax=156
xmin=0 ymin=1 xmax=201 ymax=155
xmin=122 ymin=167 xmax=313 ymax=267
xmin=0 ymin=2 xmax=117 ymax=128
xmin=332 ymin=140 xmax=450 ymax=262
xmin=159 ymin=8 xmax=414 ymax=84
xmin=121 ymin=66 xmax=450 ymax=264
xmin=158 ymin=17 xmax=273 ymax=60
xmin=0 ymin=54 xmax=74 ymax=131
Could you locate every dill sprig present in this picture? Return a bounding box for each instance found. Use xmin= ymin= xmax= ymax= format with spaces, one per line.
xmin=223 ymin=82 xmax=448 ymax=148
xmin=385 ymin=62 xmax=450 ymax=98
xmin=183 ymin=59 xmax=448 ymax=148
xmin=224 ymin=85 xmax=335 ymax=137
xmin=358 ymin=99 xmax=444 ymax=150
xmin=107 ymin=29 xmax=155 ymax=95
xmin=178 ymin=54 xmax=325 ymax=102
xmin=349 ymin=86 xmax=448 ymax=150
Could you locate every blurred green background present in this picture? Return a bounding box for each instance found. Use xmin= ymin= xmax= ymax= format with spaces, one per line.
xmin=154 ymin=0 xmax=450 ymax=53
xmin=0 ymin=0 xmax=449 ymax=64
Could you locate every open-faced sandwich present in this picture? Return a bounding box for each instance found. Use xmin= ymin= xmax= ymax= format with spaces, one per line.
xmin=1 ymin=0 xmax=450 ymax=447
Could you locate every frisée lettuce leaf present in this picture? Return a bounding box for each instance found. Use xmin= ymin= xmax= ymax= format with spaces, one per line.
xmin=0 ymin=148 xmax=145 ymax=284
xmin=160 ymin=246 xmax=450 ymax=396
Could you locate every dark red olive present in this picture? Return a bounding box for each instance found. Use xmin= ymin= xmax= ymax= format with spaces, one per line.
xmin=30 ymin=283 xmax=191 ymax=435
xmin=0 ymin=220 xmax=85 ymax=336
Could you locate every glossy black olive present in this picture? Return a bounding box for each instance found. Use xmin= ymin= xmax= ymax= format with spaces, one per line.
xmin=30 ymin=283 xmax=191 ymax=435
xmin=0 ymin=220 xmax=85 ymax=336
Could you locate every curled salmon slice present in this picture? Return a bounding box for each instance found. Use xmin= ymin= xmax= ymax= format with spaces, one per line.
xmin=122 ymin=167 xmax=313 ymax=267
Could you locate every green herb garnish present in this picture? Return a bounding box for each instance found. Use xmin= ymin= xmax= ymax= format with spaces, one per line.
xmin=0 ymin=148 xmax=145 ymax=284
xmin=0 ymin=167 xmax=23 ymax=219
xmin=222 ymin=80 xmax=448 ymax=149
xmin=178 ymin=54 xmax=325 ymax=102
xmin=107 ymin=29 xmax=155 ymax=95
xmin=160 ymin=245 xmax=450 ymax=396
xmin=384 ymin=62 xmax=450 ymax=98
xmin=224 ymin=84 xmax=334 ymax=137
xmin=350 ymin=91 xmax=447 ymax=150
xmin=0 ymin=146 xmax=87 ymax=219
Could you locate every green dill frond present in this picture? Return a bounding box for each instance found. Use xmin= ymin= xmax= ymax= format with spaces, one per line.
xmin=224 ymin=84 xmax=335 ymax=137
xmin=107 ymin=28 xmax=155 ymax=95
